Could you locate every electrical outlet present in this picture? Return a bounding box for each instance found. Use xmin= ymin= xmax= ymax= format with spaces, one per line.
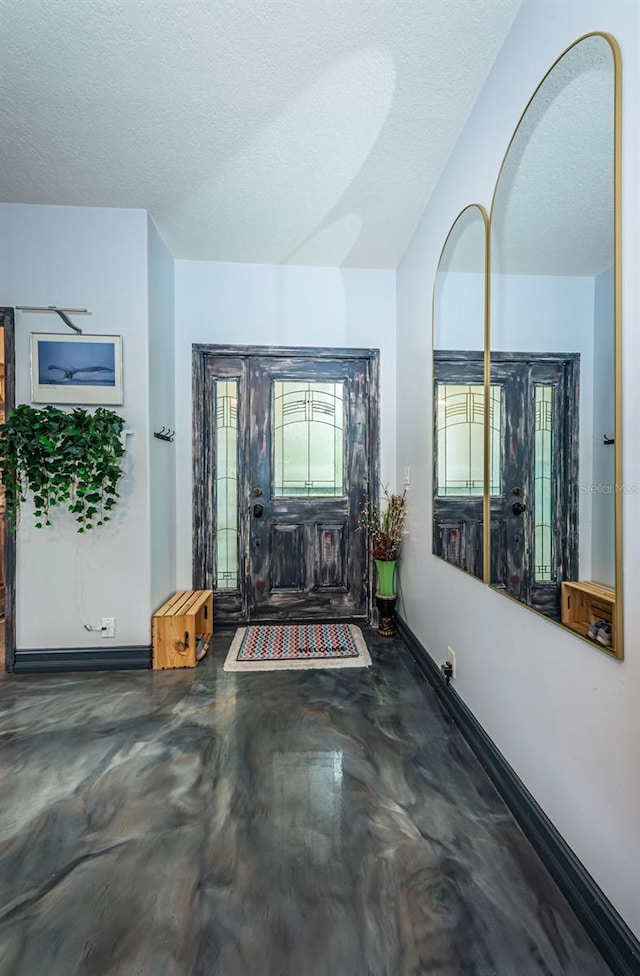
xmin=446 ymin=646 xmax=456 ymax=679
xmin=101 ymin=617 xmax=116 ymax=639
xmin=403 ymin=466 xmax=411 ymax=486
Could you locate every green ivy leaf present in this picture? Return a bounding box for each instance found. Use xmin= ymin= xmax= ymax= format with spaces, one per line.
xmin=0 ymin=404 xmax=126 ymax=533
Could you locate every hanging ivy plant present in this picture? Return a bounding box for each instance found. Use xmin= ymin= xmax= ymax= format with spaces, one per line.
xmin=0 ymin=405 xmax=126 ymax=532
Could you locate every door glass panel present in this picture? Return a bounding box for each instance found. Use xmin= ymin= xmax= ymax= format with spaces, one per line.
xmin=534 ymin=385 xmax=554 ymax=581
xmin=215 ymin=379 xmax=239 ymax=590
xmin=436 ymin=384 xmax=502 ymax=496
xmin=273 ymin=381 xmax=344 ymax=497
xmin=489 ymin=385 xmax=502 ymax=495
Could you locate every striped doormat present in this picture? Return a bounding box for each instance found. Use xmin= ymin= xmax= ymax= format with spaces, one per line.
xmin=223 ymin=622 xmax=371 ymax=672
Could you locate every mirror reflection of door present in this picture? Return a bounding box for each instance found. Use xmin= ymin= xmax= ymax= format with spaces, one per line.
xmin=488 ymin=353 xmax=578 ymax=619
xmin=433 ymin=353 xmax=486 ymax=579
xmin=194 ymin=347 xmax=379 ymax=624
xmin=432 ymin=205 xmax=487 ymax=580
xmin=434 ymin=351 xmax=578 ymax=616
xmin=490 ymin=34 xmax=620 ymax=654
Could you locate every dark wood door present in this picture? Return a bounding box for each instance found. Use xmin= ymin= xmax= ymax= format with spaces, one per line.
xmin=433 ymin=353 xmax=485 ymax=578
xmin=248 ymin=356 xmax=368 ymax=619
xmin=434 ymin=352 xmax=578 ymax=619
xmin=490 ymin=354 xmax=578 ymax=619
xmin=193 ymin=346 xmax=379 ymax=624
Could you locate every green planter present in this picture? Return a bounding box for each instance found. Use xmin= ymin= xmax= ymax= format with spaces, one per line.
xmin=375 ymin=559 xmax=397 ymax=597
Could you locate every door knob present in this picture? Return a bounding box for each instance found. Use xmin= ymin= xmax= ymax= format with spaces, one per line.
xmin=253 ymin=487 xmax=263 ymax=497
xmin=512 ymin=501 xmax=526 ymax=516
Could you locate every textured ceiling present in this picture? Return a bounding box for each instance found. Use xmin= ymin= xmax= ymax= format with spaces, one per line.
xmin=0 ymin=0 xmax=522 ymax=268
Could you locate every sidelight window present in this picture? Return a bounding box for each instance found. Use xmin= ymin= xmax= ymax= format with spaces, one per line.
xmin=534 ymin=385 xmax=554 ymax=582
xmin=215 ymin=379 xmax=239 ymax=589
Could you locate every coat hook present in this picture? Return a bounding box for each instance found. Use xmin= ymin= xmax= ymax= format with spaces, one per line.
xmin=603 ymin=434 xmax=615 ymax=446
xmin=153 ymin=427 xmax=175 ymax=443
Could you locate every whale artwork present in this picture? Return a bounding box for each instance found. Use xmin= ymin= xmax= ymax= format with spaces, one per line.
xmin=38 ymin=341 xmax=116 ymax=386
xmin=31 ymin=333 xmax=123 ymax=405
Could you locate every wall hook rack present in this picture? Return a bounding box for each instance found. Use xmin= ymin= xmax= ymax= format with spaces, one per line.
xmin=603 ymin=434 xmax=615 ymax=446
xmin=154 ymin=427 xmax=175 ymax=443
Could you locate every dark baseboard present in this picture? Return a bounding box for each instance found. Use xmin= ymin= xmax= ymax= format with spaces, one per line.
xmin=14 ymin=645 xmax=152 ymax=673
xmin=396 ymin=616 xmax=640 ymax=976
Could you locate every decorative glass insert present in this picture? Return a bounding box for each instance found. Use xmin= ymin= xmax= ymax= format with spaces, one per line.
xmin=534 ymin=385 xmax=554 ymax=581
xmin=436 ymin=384 xmax=502 ymax=496
xmin=215 ymin=380 xmax=239 ymax=590
xmin=273 ymin=381 xmax=344 ymax=497
xmin=489 ymin=387 xmax=502 ymax=495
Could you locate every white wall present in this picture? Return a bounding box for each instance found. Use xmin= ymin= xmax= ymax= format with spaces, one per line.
xmin=0 ymin=203 xmax=153 ymax=648
xmin=396 ymin=0 xmax=640 ymax=937
xmin=147 ymin=216 xmax=177 ymax=610
xmin=434 ymin=271 xmax=484 ymax=350
xmin=174 ymin=260 xmax=396 ymax=585
xmin=591 ymin=265 xmax=615 ymax=586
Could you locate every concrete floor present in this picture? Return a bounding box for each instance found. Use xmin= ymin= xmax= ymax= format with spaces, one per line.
xmin=0 ymin=626 xmax=611 ymax=976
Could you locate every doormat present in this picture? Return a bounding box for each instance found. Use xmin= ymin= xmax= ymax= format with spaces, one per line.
xmin=223 ymin=623 xmax=371 ymax=672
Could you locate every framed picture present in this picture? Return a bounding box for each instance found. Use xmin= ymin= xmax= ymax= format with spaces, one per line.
xmin=30 ymin=334 xmax=123 ymax=405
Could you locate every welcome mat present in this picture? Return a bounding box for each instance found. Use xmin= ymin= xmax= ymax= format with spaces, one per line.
xmin=223 ymin=623 xmax=371 ymax=672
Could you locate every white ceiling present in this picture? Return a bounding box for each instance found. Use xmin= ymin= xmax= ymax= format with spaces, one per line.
xmin=0 ymin=0 xmax=522 ymax=268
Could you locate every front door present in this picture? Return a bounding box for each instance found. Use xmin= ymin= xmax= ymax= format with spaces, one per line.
xmin=194 ymin=346 xmax=379 ymax=623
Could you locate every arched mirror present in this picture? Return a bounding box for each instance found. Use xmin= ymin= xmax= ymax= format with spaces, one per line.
xmin=489 ymin=34 xmax=622 ymax=657
xmin=432 ymin=205 xmax=488 ymax=580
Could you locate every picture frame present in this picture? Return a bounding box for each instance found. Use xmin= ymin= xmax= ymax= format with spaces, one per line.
xmin=30 ymin=334 xmax=123 ymax=405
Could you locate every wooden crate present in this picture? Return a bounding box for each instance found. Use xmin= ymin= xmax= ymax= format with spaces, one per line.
xmin=560 ymin=581 xmax=615 ymax=652
xmin=152 ymin=590 xmax=213 ymax=669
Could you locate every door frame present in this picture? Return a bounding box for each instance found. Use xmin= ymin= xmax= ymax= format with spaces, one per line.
xmin=192 ymin=344 xmax=380 ymax=622
xmin=1 ymin=309 xmax=16 ymax=672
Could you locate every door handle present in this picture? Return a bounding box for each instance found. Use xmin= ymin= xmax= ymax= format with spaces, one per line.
xmin=512 ymin=501 xmax=526 ymax=516
xmin=253 ymin=503 xmax=264 ymax=518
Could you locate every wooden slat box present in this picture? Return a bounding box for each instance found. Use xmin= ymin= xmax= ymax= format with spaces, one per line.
xmin=152 ymin=590 xmax=213 ymax=669
xmin=560 ymin=581 xmax=615 ymax=653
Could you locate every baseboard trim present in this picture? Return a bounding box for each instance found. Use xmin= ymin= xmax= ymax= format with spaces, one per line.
xmin=14 ymin=645 xmax=152 ymax=673
xmin=396 ymin=616 xmax=640 ymax=976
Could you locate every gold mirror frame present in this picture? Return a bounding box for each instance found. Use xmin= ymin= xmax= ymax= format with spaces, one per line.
xmin=430 ymin=33 xmax=622 ymax=657
xmin=485 ymin=32 xmax=623 ymax=659
xmin=431 ymin=204 xmax=489 ymax=581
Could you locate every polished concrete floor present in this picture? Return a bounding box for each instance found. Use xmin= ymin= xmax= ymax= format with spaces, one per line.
xmin=0 ymin=627 xmax=611 ymax=976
